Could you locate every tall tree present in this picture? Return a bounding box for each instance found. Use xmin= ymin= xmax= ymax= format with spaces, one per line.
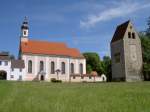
xmin=140 ymin=18 xmax=150 ymax=80
xmin=83 ymin=53 xmax=103 ymax=75
xmin=147 ymin=17 xmax=150 ymax=36
xmin=140 ymin=34 xmax=150 ymax=80
xmin=101 ymin=56 xmax=112 ymax=82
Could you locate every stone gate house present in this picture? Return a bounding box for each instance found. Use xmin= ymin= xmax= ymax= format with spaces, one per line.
xmin=111 ymin=20 xmax=143 ymax=82
xmin=0 ymin=52 xmax=25 ymax=80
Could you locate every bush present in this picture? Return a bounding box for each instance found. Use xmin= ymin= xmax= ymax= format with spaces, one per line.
xmin=82 ymin=81 xmax=87 ymax=83
xmin=51 ymin=78 xmax=62 ymax=83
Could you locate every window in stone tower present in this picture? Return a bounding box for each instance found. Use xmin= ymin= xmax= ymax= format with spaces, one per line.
xmin=132 ymin=32 xmax=135 ymax=39
xmin=114 ymin=53 xmax=120 ymax=63
xmin=128 ymin=32 xmax=131 ymax=38
xmin=130 ymin=26 xmax=132 ymax=29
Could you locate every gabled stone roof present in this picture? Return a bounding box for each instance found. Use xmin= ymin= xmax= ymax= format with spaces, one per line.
xmin=111 ymin=20 xmax=130 ymax=43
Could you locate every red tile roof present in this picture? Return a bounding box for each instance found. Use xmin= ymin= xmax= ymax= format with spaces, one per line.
xmin=20 ymin=40 xmax=84 ymax=58
xmin=111 ymin=20 xmax=130 ymax=43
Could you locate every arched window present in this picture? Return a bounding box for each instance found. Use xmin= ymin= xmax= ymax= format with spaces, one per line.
xmin=51 ymin=61 xmax=55 ymax=74
xmin=61 ymin=62 xmax=65 ymax=74
xmin=28 ymin=60 xmax=32 ymax=73
xmin=40 ymin=61 xmax=44 ymax=72
xmin=71 ymin=63 xmax=74 ymax=74
xmin=79 ymin=63 xmax=83 ymax=74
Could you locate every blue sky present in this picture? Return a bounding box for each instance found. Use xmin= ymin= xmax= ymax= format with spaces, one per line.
xmin=0 ymin=0 xmax=150 ymax=59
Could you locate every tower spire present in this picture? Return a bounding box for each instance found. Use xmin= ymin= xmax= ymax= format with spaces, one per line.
xmin=21 ymin=17 xmax=29 ymax=42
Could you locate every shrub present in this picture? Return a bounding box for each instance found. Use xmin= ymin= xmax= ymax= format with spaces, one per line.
xmin=51 ymin=78 xmax=62 ymax=83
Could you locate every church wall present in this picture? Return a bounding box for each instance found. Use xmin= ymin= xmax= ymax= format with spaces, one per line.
xmin=22 ymin=55 xmax=36 ymax=80
xmin=0 ymin=60 xmax=11 ymax=80
xmin=21 ymin=54 xmax=86 ymax=82
xmin=10 ymin=68 xmax=25 ymax=81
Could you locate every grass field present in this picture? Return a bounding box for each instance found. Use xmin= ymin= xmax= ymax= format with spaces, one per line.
xmin=0 ymin=81 xmax=150 ymax=112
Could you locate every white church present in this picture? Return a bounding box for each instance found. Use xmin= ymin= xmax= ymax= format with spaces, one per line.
xmin=0 ymin=18 xmax=106 ymax=82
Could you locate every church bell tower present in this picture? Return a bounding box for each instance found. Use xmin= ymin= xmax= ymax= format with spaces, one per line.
xmin=21 ymin=17 xmax=29 ymax=42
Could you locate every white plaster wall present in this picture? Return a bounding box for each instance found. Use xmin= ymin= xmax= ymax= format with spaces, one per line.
xmin=70 ymin=58 xmax=86 ymax=74
xmin=0 ymin=60 xmax=11 ymax=80
xmin=70 ymin=76 xmax=106 ymax=82
xmin=22 ymin=55 xmax=36 ymax=80
xmin=21 ymin=54 xmax=86 ymax=82
xmin=10 ymin=68 xmax=25 ymax=81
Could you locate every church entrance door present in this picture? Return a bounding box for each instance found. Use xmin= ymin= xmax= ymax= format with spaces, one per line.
xmin=40 ymin=75 xmax=44 ymax=81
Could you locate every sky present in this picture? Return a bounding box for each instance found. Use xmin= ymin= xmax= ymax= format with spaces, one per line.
xmin=0 ymin=0 xmax=150 ymax=59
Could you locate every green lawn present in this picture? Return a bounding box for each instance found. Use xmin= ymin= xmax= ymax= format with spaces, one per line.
xmin=0 ymin=81 xmax=150 ymax=112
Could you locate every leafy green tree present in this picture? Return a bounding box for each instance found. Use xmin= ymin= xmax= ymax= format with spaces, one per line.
xmin=101 ymin=56 xmax=112 ymax=82
xmin=140 ymin=18 xmax=150 ymax=80
xmin=147 ymin=17 xmax=150 ymax=36
xmin=10 ymin=54 xmax=15 ymax=60
xmin=83 ymin=52 xmax=112 ymax=81
xmin=86 ymin=64 xmax=92 ymax=74
xmin=83 ymin=52 xmax=103 ymax=75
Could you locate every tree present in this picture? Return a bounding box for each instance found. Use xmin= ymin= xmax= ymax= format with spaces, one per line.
xmin=147 ymin=17 xmax=150 ymax=36
xmin=83 ymin=52 xmax=103 ymax=75
xmin=140 ymin=23 xmax=150 ymax=80
xmin=86 ymin=64 xmax=92 ymax=74
xmin=10 ymin=54 xmax=15 ymax=60
xmin=101 ymin=56 xmax=112 ymax=82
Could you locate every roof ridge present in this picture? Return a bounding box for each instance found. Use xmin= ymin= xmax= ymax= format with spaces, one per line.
xmin=117 ymin=20 xmax=130 ymax=27
xmin=28 ymin=39 xmax=66 ymax=44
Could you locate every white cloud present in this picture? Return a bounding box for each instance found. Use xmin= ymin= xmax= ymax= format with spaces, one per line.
xmin=80 ymin=1 xmax=150 ymax=28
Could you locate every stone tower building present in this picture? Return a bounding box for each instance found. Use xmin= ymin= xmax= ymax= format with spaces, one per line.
xmin=111 ymin=20 xmax=143 ymax=81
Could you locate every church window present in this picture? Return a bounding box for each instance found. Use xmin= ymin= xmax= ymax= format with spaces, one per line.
xmin=11 ymin=75 xmax=14 ymax=78
xmin=19 ymin=75 xmax=22 ymax=80
xmin=132 ymin=32 xmax=135 ymax=39
xmin=12 ymin=68 xmax=14 ymax=71
xmin=114 ymin=53 xmax=120 ymax=63
xmin=20 ymin=68 xmax=22 ymax=72
xmin=51 ymin=61 xmax=55 ymax=74
xmin=79 ymin=63 xmax=83 ymax=74
xmin=61 ymin=62 xmax=65 ymax=74
xmin=40 ymin=61 xmax=44 ymax=72
xmin=128 ymin=32 xmax=131 ymax=38
xmin=130 ymin=26 xmax=132 ymax=29
xmin=4 ymin=61 xmax=8 ymax=66
xmin=70 ymin=63 xmax=74 ymax=74
xmin=28 ymin=60 xmax=32 ymax=73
